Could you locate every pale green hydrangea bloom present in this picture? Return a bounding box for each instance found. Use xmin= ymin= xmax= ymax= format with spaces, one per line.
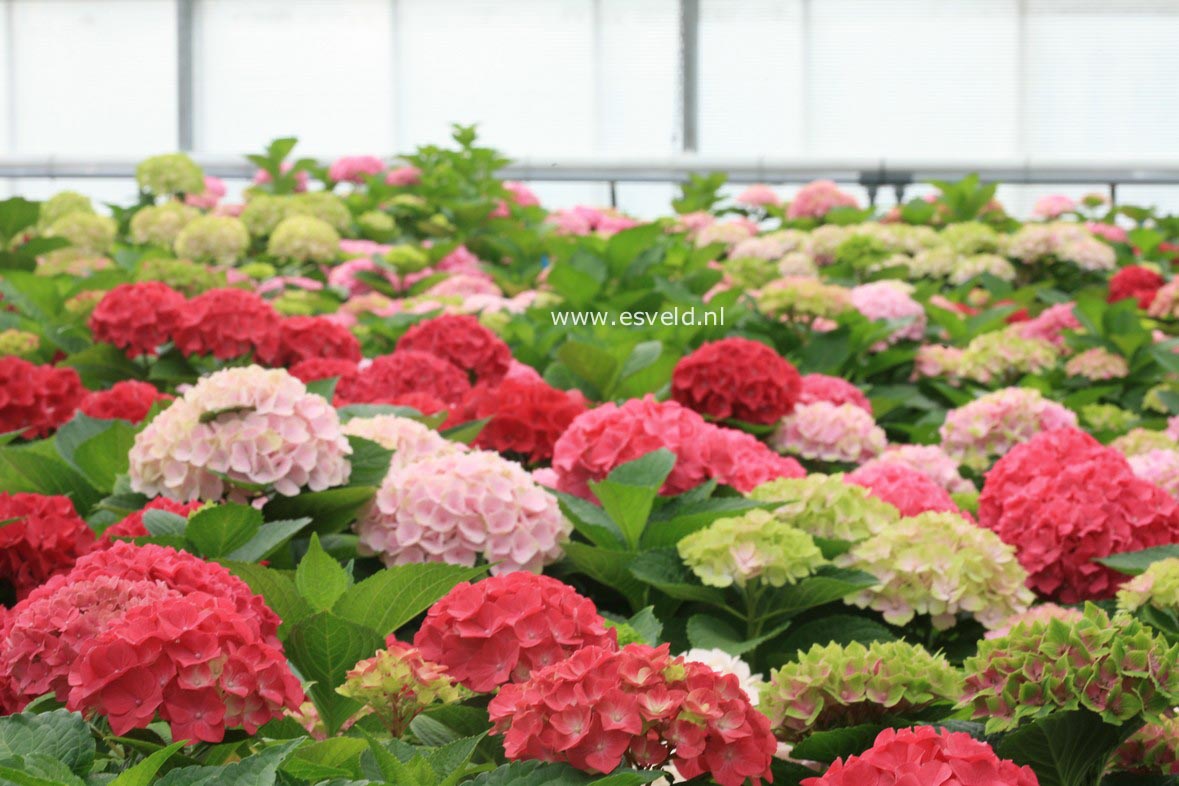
xmin=677 ymin=509 xmax=826 ymax=589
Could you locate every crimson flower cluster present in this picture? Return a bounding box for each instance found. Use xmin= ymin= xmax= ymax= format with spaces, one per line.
xmin=0 ymin=357 xmax=85 ymax=438
xmin=413 ymin=572 xmax=616 ymax=693
xmin=336 ymin=351 xmax=471 ymax=407
xmin=256 ymin=315 xmax=362 ymax=367
xmin=979 ymin=427 xmax=1179 ymax=602
xmin=79 ymin=380 xmax=172 ymax=424
xmin=489 ymin=643 xmax=776 ymax=786
xmin=1108 ymin=265 xmax=1165 ymax=309
xmin=88 ymin=282 xmax=186 ymax=358
xmin=0 ymin=492 xmax=95 ymax=601
xmin=450 ymin=377 xmax=589 ymax=462
xmin=671 ymin=337 xmax=801 ymax=424
xmin=396 ymin=315 xmax=512 ymax=384
xmin=170 ymin=288 xmax=281 ymax=360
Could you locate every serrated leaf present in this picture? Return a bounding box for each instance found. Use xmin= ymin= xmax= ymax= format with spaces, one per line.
xmin=345 ymin=436 xmax=393 ymax=487
xmin=0 ymin=445 xmax=101 ymax=515
xmin=223 ymin=517 xmax=313 ymax=563
xmin=762 ymin=567 xmax=879 ymax=619
xmin=58 ymin=343 xmax=145 ymax=389
xmin=221 ymin=562 xmax=312 ymax=634
xmin=469 ymin=761 xmax=662 ymax=785
xmin=142 ymin=509 xmax=189 ymax=537
xmin=296 ymin=534 xmax=352 ymax=611
xmin=263 ymin=486 xmax=376 ymax=535
xmin=1097 ymin=545 xmax=1179 ymax=576
xmin=685 ymin=614 xmax=791 ymax=656
xmin=108 ymin=741 xmax=186 ymax=786
xmin=554 ymin=490 xmax=626 ymax=550
xmin=333 ymin=563 xmax=488 ymax=636
xmin=440 ymin=417 xmax=490 ymax=445
xmin=627 ymin=548 xmax=727 ymax=606
xmin=642 ymin=497 xmax=774 ymax=549
xmin=156 ymin=739 xmax=305 ymax=786
xmin=0 ymin=710 xmax=94 ymax=776
xmin=286 ymin=613 xmax=383 ymax=735
xmin=185 ymin=503 xmax=262 ymax=558
xmin=53 ymin=413 xmax=137 ymax=492
xmin=563 ymin=542 xmax=649 ymax=611
xmin=588 ymin=450 xmax=675 ymax=550
xmin=996 ymin=710 xmax=1139 ymax=786
xmin=789 ymin=724 xmax=885 ymax=764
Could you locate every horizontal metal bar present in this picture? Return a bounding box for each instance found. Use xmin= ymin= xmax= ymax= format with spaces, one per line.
xmin=4 ymin=156 xmax=1179 ymax=186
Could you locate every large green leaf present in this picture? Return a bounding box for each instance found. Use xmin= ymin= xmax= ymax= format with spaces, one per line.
xmin=0 ymin=710 xmax=94 ymax=777
xmin=685 ymin=614 xmax=791 ymax=656
xmin=296 ymin=533 xmax=352 ymax=611
xmin=776 ymin=615 xmax=897 ymax=656
xmin=627 ymin=548 xmax=727 ymax=606
xmin=57 ymin=343 xmax=145 ymax=389
xmin=223 ymin=518 xmax=313 ymax=563
xmin=345 ymin=435 xmax=393 ymax=487
xmin=333 ymin=562 xmax=488 ymax=637
xmin=642 ymin=496 xmax=773 ymax=549
xmin=762 ymin=567 xmax=879 ymax=619
xmin=554 ymin=490 xmax=626 ymax=550
xmin=469 ymin=761 xmax=663 ymax=786
xmin=789 ymin=724 xmax=886 ymax=764
xmin=0 ymin=445 xmax=101 ymax=515
xmin=285 ymin=613 xmax=383 ymax=735
xmin=156 ymin=739 xmax=306 ymax=786
xmin=1097 ymin=545 xmax=1179 ymax=576
xmin=108 ymin=741 xmax=187 ymax=786
xmin=563 ymin=542 xmax=649 ymax=611
xmin=53 ymin=414 xmax=137 ymax=492
xmin=263 ymin=486 xmax=375 ymax=535
xmin=185 ymin=503 xmax=262 ymax=558
xmin=221 ymin=562 xmax=312 ymax=634
xmin=588 ymin=450 xmax=675 ymax=550
xmin=0 ymin=198 xmax=40 ymax=243
xmin=996 ymin=710 xmax=1140 ymax=786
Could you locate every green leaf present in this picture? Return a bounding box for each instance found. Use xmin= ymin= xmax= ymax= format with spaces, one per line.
xmin=469 ymin=761 xmax=663 ymax=786
xmin=554 ymin=490 xmax=626 ymax=550
xmin=762 ymin=567 xmax=879 ymax=619
xmin=223 ymin=517 xmax=313 ymax=563
xmin=0 ymin=445 xmax=101 ymax=515
xmin=556 ymin=341 xmax=618 ymax=399
xmin=344 ymin=435 xmax=393 ymax=487
xmin=58 ymin=343 xmax=145 ymax=389
xmin=221 ymin=562 xmax=312 ymax=633
xmin=996 ymin=710 xmax=1139 ymax=786
xmin=0 ymin=757 xmax=85 ymax=786
xmin=156 ymin=739 xmax=305 ymax=786
xmin=685 ymin=614 xmax=791 ymax=656
xmin=426 ymin=734 xmax=486 ymax=779
xmin=296 ymin=533 xmax=353 ymax=611
xmin=305 ymin=376 xmax=339 ymax=403
xmin=286 ymin=613 xmax=383 ymax=735
xmin=642 ymin=497 xmax=774 ymax=549
xmin=0 ymin=710 xmax=94 ymax=777
xmin=440 ymin=417 xmax=490 ymax=446
xmin=263 ymin=486 xmax=375 ymax=535
xmin=619 ymin=341 xmax=662 ymax=380
xmin=0 ymin=198 xmax=41 ymax=243
xmin=185 ymin=503 xmax=262 ymax=558
xmin=628 ymin=548 xmax=727 ymax=606
xmin=108 ymin=741 xmax=187 ymax=786
xmin=333 ymin=563 xmax=488 ymax=636
xmin=1097 ymin=545 xmax=1179 ymax=576
xmin=280 ymin=738 xmax=366 ymax=782
xmin=777 ymin=615 xmax=897 ymax=655
xmin=198 ymin=405 xmax=256 ymax=424
xmin=563 ymin=542 xmax=650 ymax=611
xmin=588 ymin=449 xmax=675 ymax=550
xmin=624 ymin=606 xmax=663 ymax=646
xmin=54 ymin=413 xmax=137 ymax=492
xmin=142 ymin=509 xmax=189 ymax=537
xmin=789 ymin=724 xmax=885 ymax=764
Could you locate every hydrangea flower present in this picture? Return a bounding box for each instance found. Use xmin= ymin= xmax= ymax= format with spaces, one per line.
xmin=134 ymin=256 xmax=227 ymax=296
xmin=1065 ymin=346 xmax=1129 ymax=380
xmin=1112 ymin=427 xmax=1176 ymax=457
xmin=0 ymin=357 xmax=85 ymax=439
xmin=0 ymin=492 xmax=95 ymax=601
xmin=490 ymin=643 xmax=776 ymax=786
xmin=984 ymin=603 xmax=1085 ymax=639
xmin=37 ymin=191 xmax=93 ymax=229
xmin=342 ymin=413 xmax=462 ymax=468
xmin=1115 ymin=718 xmax=1179 ymax=776
xmin=1015 ymin=302 xmax=1081 ymax=347
xmin=337 ymin=640 xmax=467 ymax=736
xmin=396 ymin=314 xmax=512 ymax=384
xmin=413 ymin=572 xmax=616 ymax=692
xmin=0 ymin=329 xmax=39 ymax=359
xmin=956 ymin=328 xmax=1058 ymax=384
xmin=756 ymin=277 xmax=852 ymax=320
xmin=129 ymin=365 xmax=351 ymax=501
xmin=267 ymin=215 xmax=341 ymax=264
xmin=357 ymin=449 xmax=569 ymax=573
xmin=797 ymin=373 xmax=871 ymax=413
xmin=736 ymin=184 xmax=780 ymax=207
xmin=89 ymin=281 xmax=187 ymax=358
xmin=849 ymin=281 xmax=926 ymax=346
xmin=256 ymin=315 xmax=361 ymax=368
xmin=949 ymin=252 xmax=1016 ymax=284
xmin=680 ymin=648 xmax=764 ymax=706
xmin=671 ymin=338 xmax=801 ymax=425
xmin=960 ymin=604 xmax=1179 ymax=732
xmin=1117 ymin=557 xmax=1179 ymax=614
xmin=136 ymin=153 xmax=205 ymax=195
xmin=787 ymin=179 xmax=859 ymax=219
xmin=856 ymin=444 xmax=974 ymax=494
xmin=700 ymin=426 xmax=806 ymax=492
xmin=801 ymin=726 xmax=1039 ymax=786
xmin=940 ymin=387 xmax=1077 ymax=471
xmin=1109 ymin=265 xmax=1165 ymax=309
xmin=172 ymin=215 xmax=250 ymax=264
xmin=45 ymin=212 xmax=117 ymax=254
xmin=844 ymin=463 xmax=964 ymax=518
xmin=770 ymin=401 xmax=886 ymax=464
xmin=979 ymin=428 xmax=1179 ymax=602
xmin=840 ymin=511 xmax=1033 ymax=629
xmin=1009 ymin=222 xmax=1115 ymax=271
xmin=328 ymin=155 xmax=384 ymax=183
xmin=240 ymin=194 xmax=288 ymax=236
xmin=129 ymin=201 xmax=199 ymax=246
xmin=749 ymin=474 xmax=900 ymax=541
xmin=452 ymin=377 xmax=587 ymax=463
xmin=80 ymin=380 xmax=171 ymax=424
xmin=1128 ymin=448 xmax=1179 ymax=498
xmin=677 ymin=509 xmax=826 ymax=588
xmin=170 ymin=288 xmax=280 ymax=360
xmin=761 ymin=640 xmax=961 ymax=742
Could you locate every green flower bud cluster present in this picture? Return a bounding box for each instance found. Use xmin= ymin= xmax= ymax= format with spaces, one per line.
xmin=337 ymin=642 xmax=467 ymax=737
xmin=45 ymin=212 xmax=117 ymax=254
xmin=135 ymin=257 xmax=227 ymax=296
xmin=761 ymin=640 xmax=962 ymax=742
xmin=130 ymin=202 xmax=200 ymax=246
xmin=1117 ymin=558 xmax=1179 ymax=615
xmin=960 ymin=603 xmax=1179 ymax=732
xmin=939 ymin=221 xmax=1004 ymax=254
xmin=677 ymin=509 xmax=826 ymax=589
xmin=1110 ymin=428 xmax=1175 ymax=458
xmin=384 ymin=244 xmax=430 ymax=274
xmin=173 ymin=215 xmax=250 ymax=265
xmin=0 ymin=329 xmax=40 ymax=359
xmin=267 ymin=215 xmax=340 ymax=264
xmin=755 ymin=278 xmax=853 ymax=320
xmin=136 ymin=152 xmax=205 ymax=195
xmin=1080 ymin=403 xmax=1136 ymax=434
xmin=38 ymin=191 xmax=94 ymax=230
xmin=749 ymin=474 xmax=899 ymax=542
xmin=957 ymin=328 xmax=1057 ymax=384
xmin=723 ymin=256 xmax=779 ymax=290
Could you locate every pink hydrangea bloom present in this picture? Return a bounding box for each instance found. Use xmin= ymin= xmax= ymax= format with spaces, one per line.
xmin=702 ymin=426 xmax=805 ymax=492
xmin=844 ymin=463 xmax=964 ymax=518
xmin=340 ymin=239 xmax=393 ymax=258
xmin=329 ymin=155 xmax=384 ymax=184
xmin=342 ymin=414 xmax=464 ymax=469
xmin=912 ymin=344 xmax=964 ymax=381
xmin=128 ymin=365 xmax=352 ymax=501
xmin=328 ymin=256 xmax=397 ymax=296
xmin=736 ymin=184 xmax=781 ymax=207
xmin=674 ymin=211 xmax=716 ymax=234
xmin=798 ymin=373 xmax=872 ymax=413
xmin=504 ymin=181 xmax=540 ymax=206
xmin=1016 ymin=302 xmax=1081 ymax=347
xmin=184 ymin=176 xmax=227 ymax=210
xmin=426 ymin=272 xmax=502 ymax=298
xmin=357 ymin=449 xmax=570 ymax=573
xmin=940 ymin=387 xmax=1077 ymax=471
xmin=787 ymin=180 xmax=859 ymax=220
xmin=252 ymin=162 xmax=308 ymax=192
xmin=1033 ymin=194 xmax=1077 ymax=219
xmin=1129 ymin=448 xmax=1179 ymax=498
xmin=693 ymin=219 xmax=758 ymax=248
xmin=1086 ymin=221 xmax=1128 ymax=244
xmin=770 ymin=401 xmax=886 ymax=464
xmin=858 ymin=444 xmax=974 ymax=494
xmin=255 ymin=275 xmax=325 ymax=296
xmin=1064 ymin=347 xmax=1129 ymax=380
xmin=384 ymin=166 xmax=421 ymax=186
xmin=849 ymin=281 xmax=927 ymax=347
xmin=546 ymin=206 xmax=639 ymax=237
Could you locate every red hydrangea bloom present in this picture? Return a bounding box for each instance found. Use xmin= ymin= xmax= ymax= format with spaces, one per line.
xmin=0 ymin=492 xmax=95 ymax=601
xmin=289 ymin=357 xmax=359 ymax=385
xmin=453 ymin=377 xmax=588 ymax=463
xmin=801 ymin=726 xmax=1039 ymax=786
xmin=845 ymin=463 xmax=964 ymax=518
xmin=98 ymin=497 xmax=203 ymax=545
xmin=79 ymin=380 xmax=172 ymax=424
xmin=489 ymin=643 xmax=776 ymax=786
xmin=671 ymin=337 xmax=801 ymax=424
xmin=979 ymin=428 xmax=1179 ymax=602
xmin=88 ymin=282 xmax=186 ymax=358
xmin=702 ymin=426 xmax=806 ymax=492
xmin=413 ymin=572 xmax=616 ymax=693
xmin=67 ymin=591 xmax=303 ymax=741
xmin=336 ymin=351 xmax=471 ymax=407
xmin=170 ymin=288 xmax=280 ymax=360
xmin=552 ymin=395 xmax=713 ymax=500
xmin=65 ymin=541 xmax=280 ymax=642
xmin=0 ymin=357 xmax=85 ymax=439
xmin=0 ymin=574 xmax=178 ymax=710
xmin=396 ymin=314 xmax=512 ymax=384
xmin=1108 ymin=265 xmax=1166 ymax=309
xmin=798 ymin=373 xmax=872 ymax=414
xmin=256 ymin=315 xmax=362 ymax=368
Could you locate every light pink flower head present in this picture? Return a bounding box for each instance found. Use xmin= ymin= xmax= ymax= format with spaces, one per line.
xmin=185 ymin=176 xmax=227 ymax=210
xmin=736 ymin=184 xmax=781 ymax=207
xmin=1032 ymin=194 xmax=1077 ymax=219
xmin=252 ymin=162 xmax=308 ymax=192
xmin=1129 ymin=448 xmax=1179 ymax=499
xmin=693 ymin=219 xmax=757 ymax=249
xmin=1086 ymin=221 xmax=1128 ymax=244
xmin=329 ymin=155 xmax=384 ymax=184
xmin=770 ymin=401 xmax=886 ymax=464
xmin=385 ymin=166 xmax=421 ymax=187
xmin=342 ymin=414 xmax=464 ymax=469
xmin=504 ymin=181 xmax=540 ymax=207
xmin=357 ymin=449 xmax=570 ymax=574
xmin=939 ymin=387 xmax=1077 ymax=471
xmin=787 ymin=179 xmax=859 ymax=220
xmin=1016 ymin=302 xmax=1081 ymax=347
xmin=673 ymin=211 xmax=716 ymax=234
xmin=340 ymin=239 xmax=393 ymax=258
xmin=1064 ymin=347 xmax=1129 ymax=380
xmin=329 ymin=256 xmax=397 ymax=296
xmin=426 ymin=272 xmax=501 ymax=299
xmin=849 ymin=281 xmax=927 ymax=347
xmin=128 ymin=365 xmax=352 ymax=501
xmin=858 ymin=444 xmax=974 ymax=494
